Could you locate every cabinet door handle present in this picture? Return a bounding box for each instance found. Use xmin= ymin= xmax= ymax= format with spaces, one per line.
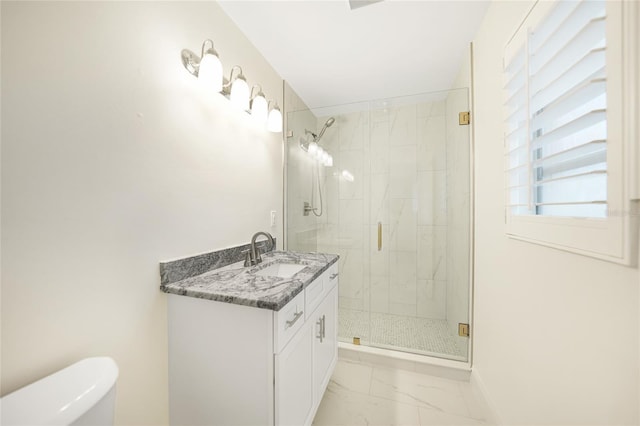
xmin=321 ymin=314 xmax=326 ymax=339
xmin=330 ymin=273 xmax=339 ymax=280
xmin=378 ymin=222 xmax=382 ymax=251
xmin=316 ymin=318 xmax=323 ymax=342
xmin=285 ymin=311 xmax=303 ymax=329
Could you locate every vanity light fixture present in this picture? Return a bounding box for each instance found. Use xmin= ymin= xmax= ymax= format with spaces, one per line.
xmin=267 ymin=101 xmax=283 ymax=133
xmin=181 ymin=39 xmax=223 ymax=93
xmin=250 ymin=85 xmax=268 ymax=124
xmin=181 ymin=39 xmax=282 ymax=133
xmin=225 ymin=66 xmax=250 ymax=110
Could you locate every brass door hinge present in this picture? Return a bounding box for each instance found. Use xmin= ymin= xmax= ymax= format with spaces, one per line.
xmin=459 ymin=111 xmax=471 ymax=125
xmin=458 ymin=323 xmax=470 ymax=337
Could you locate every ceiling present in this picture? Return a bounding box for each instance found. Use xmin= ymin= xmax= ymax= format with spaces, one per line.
xmin=218 ymin=0 xmax=490 ymax=110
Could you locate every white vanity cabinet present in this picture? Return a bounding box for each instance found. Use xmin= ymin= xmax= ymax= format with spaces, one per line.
xmin=274 ymin=315 xmax=314 ymax=425
xmin=167 ymin=263 xmax=338 ymax=426
xmin=312 ymin=285 xmax=337 ymax=406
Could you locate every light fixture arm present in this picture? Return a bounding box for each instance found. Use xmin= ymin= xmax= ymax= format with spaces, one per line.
xmin=222 ymin=65 xmax=244 ymax=95
xmin=250 ymin=84 xmax=264 ymax=101
xmin=200 ymin=39 xmax=215 ymax=58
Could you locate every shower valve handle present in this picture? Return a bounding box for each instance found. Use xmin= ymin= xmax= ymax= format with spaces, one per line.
xmin=303 ymin=201 xmax=317 ymax=216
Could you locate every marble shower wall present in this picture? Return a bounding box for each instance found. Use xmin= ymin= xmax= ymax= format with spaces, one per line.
xmin=316 ymin=109 xmax=370 ymax=313
xmin=316 ymin=100 xmax=450 ymax=320
xmin=285 ymin=82 xmax=319 ymax=252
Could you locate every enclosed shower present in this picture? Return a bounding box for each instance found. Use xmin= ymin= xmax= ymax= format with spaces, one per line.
xmin=285 ymin=87 xmax=472 ymax=362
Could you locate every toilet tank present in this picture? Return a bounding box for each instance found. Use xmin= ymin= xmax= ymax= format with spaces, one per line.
xmin=0 ymin=357 xmax=119 ymax=426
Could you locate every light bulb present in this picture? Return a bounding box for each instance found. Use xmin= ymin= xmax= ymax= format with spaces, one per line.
xmin=251 ymin=94 xmax=268 ymax=124
xmin=308 ymin=142 xmax=318 ymax=156
xmin=321 ymin=151 xmax=330 ymax=165
xmin=267 ymin=104 xmax=283 ymax=132
xmin=230 ymin=76 xmax=249 ymax=110
xmin=198 ymin=51 xmax=223 ymax=93
xmin=316 ymin=147 xmax=325 ymax=161
xmin=327 ymin=155 xmax=333 ymax=167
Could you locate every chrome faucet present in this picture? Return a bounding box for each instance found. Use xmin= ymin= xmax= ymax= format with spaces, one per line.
xmin=245 ymin=231 xmax=275 ymax=267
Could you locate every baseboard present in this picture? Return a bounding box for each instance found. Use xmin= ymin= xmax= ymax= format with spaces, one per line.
xmin=470 ymin=369 xmax=503 ymax=425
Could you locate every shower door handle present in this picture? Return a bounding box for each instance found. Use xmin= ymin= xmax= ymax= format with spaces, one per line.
xmin=377 ymin=222 xmax=382 ymax=251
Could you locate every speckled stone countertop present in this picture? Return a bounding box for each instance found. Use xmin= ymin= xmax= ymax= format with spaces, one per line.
xmin=160 ymin=251 xmax=339 ymax=311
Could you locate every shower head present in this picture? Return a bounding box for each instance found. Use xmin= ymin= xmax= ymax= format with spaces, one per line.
xmin=315 ymin=117 xmax=335 ymax=142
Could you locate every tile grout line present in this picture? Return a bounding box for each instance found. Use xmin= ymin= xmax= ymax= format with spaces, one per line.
xmin=367 ymin=364 xmax=374 ymax=396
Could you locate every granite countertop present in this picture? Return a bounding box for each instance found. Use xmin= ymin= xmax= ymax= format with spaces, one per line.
xmin=160 ymin=251 xmax=339 ymax=311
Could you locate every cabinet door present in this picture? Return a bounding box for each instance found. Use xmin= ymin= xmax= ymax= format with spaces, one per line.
xmin=312 ymin=287 xmax=338 ymax=405
xmin=275 ymin=321 xmax=313 ymax=426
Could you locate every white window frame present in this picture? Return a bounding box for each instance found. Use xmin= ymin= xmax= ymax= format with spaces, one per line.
xmin=504 ymin=0 xmax=639 ymax=265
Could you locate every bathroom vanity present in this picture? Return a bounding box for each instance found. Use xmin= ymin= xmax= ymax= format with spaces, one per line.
xmin=161 ymin=250 xmax=339 ymax=426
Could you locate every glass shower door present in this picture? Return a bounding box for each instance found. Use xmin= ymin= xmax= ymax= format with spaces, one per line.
xmin=366 ymin=89 xmax=471 ymax=361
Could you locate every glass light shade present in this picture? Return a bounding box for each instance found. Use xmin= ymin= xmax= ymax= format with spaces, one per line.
xmin=251 ymin=94 xmax=268 ymax=124
xmin=315 ymin=147 xmax=325 ymax=161
xmin=198 ymin=52 xmax=223 ymax=93
xmin=327 ymin=155 xmax=334 ymax=167
xmin=230 ymin=76 xmax=250 ymax=110
xmin=267 ymin=106 xmax=283 ymax=132
xmin=321 ymin=152 xmax=330 ymax=166
xmin=308 ymin=142 xmax=318 ymax=156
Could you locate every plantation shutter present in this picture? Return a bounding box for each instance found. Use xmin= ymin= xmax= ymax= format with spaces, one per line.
xmin=504 ymin=0 xmax=608 ymax=219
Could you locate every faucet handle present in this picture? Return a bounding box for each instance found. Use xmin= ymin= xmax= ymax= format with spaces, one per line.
xmin=254 ymin=248 xmax=263 ymax=264
xmin=242 ymin=250 xmax=252 ymax=267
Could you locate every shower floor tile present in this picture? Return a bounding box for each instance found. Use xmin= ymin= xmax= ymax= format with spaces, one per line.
xmin=339 ymin=308 xmax=467 ymax=360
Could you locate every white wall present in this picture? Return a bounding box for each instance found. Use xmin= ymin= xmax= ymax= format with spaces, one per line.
xmin=1 ymin=2 xmax=283 ymax=424
xmin=472 ymin=1 xmax=639 ymax=424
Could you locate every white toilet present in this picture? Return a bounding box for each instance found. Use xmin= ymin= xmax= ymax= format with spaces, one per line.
xmin=0 ymin=357 xmax=119 ymax=426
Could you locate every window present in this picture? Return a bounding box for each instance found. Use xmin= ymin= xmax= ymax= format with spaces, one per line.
xmin=503 ymin=0 xmax=638 ymax=264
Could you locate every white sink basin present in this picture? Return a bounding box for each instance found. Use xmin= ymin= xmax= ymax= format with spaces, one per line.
xmin=253 ymin=263 xmax=306 ymax=278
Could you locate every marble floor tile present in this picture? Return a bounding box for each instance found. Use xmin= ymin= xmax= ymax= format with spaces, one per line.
xmin=458 ymin=383 xmax=491 ymax=422
xmin=330 ymin=359 xmax=373 ymax=394
xmin=313 ymin=381 xmax=421 ymax=426
xmin=370 ymin=367 xmax=470 ymax=417
xmin=418 ymin=407 xmax=486 ymax=426
xmin=313 ymin=358 xmax=491 ymax=426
